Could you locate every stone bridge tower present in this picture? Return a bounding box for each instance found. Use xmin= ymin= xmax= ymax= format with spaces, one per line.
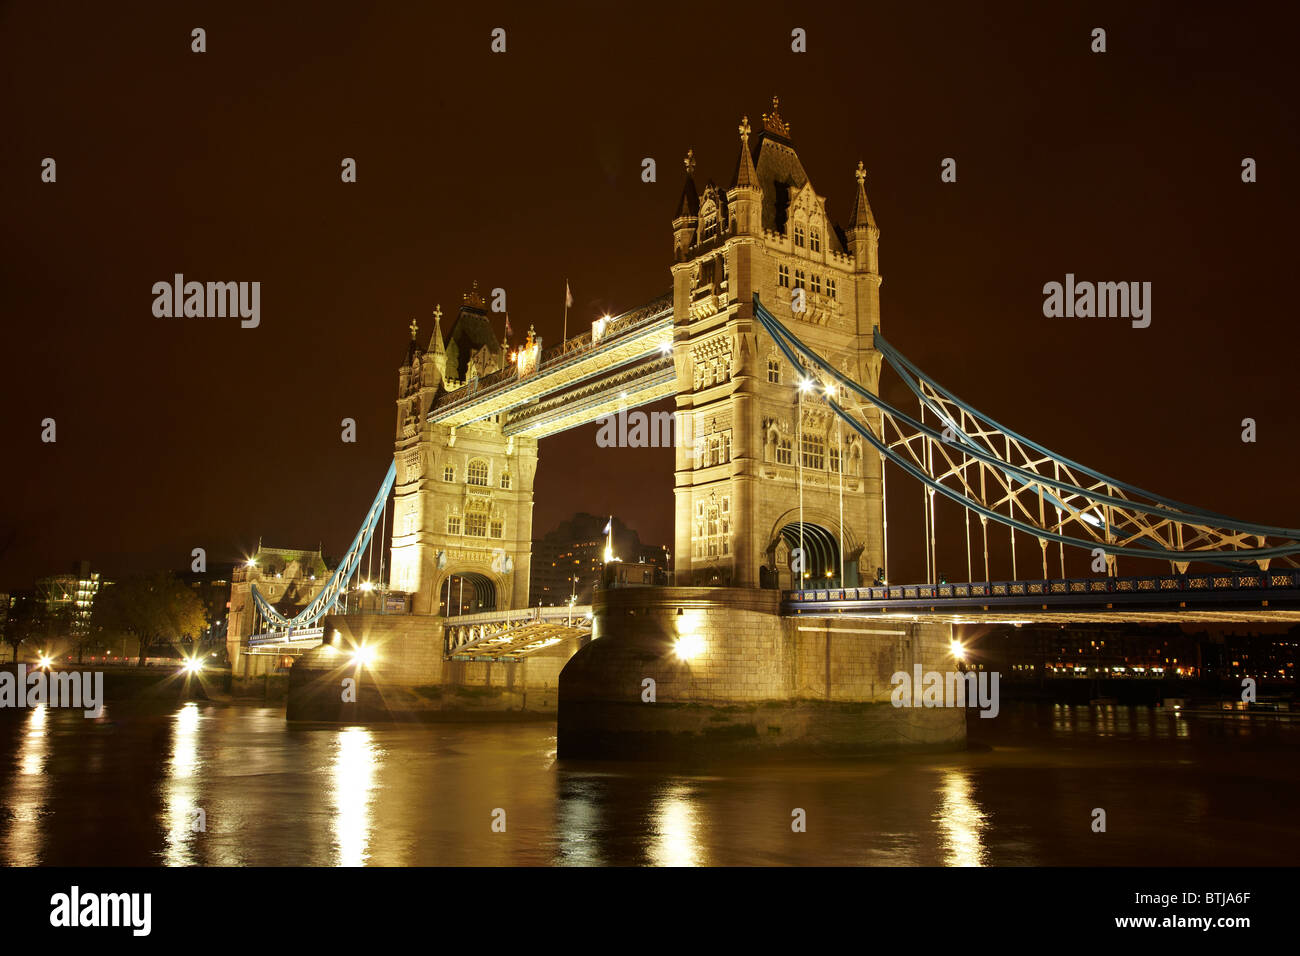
xmin=671 ymin=98 xmax=886 ymax=589
xmin=389 ymin=284 xmax=538 ymax=615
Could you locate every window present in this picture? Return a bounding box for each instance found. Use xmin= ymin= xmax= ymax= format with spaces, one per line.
xmin=801 ymin=433 xmax=825 ymax=470
xmin=721 ymin=256 xmax=729 ymax=283
xmin=702 ymin=213 xmax=718 ymax=242
xmin=443 ymin=465 xmax=454 ymax=482
xmin=467 ymin=459 xmax=489 ymax=486
xmin=777 ymin=264 xmax=790 ymax=288
xmin=794 ymin=269 xmax=805 ymax=289
xmin=810 ymin=229 xmax=821 ymax=252
xmin=447 ymin=515 xmax=461 ymax=535
xmin=830 ymin=443 xmax=841 ymax=473
xmin=500 ymin=472 xmax=511 ymax=489
xmin=827 ymin=278 xmax=837 ymax=299
xmin=465 ymin=512 xmax=488 ymax=537
xmin=794 ymin=224 xmax=805 ymax=247
xmin=490 ymin=519 xmax=503 ymax=539
xmin=811 ymin=274 xmax=822 ymax=294
xmin=699 ymin=497 xmax=731 ymax=557
xmin=776 ymin=435 xmax=793 ymax=465
xmin=767 ymin=358 xmax=781 ymax=383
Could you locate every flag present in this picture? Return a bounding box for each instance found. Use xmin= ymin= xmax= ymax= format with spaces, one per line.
xmin=504 ymin=315 xmax=512 ymax=339
xmin=565 ymin=280 xmax=573 ymax=309
xmin=603 ymin=519 xmax=612 ymax=534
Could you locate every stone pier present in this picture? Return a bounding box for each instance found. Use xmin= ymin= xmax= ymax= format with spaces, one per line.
xmin=286 ymin=612 xmax=580 ymax=722
xmin=557 ymin=587 xmax=965 ymax=758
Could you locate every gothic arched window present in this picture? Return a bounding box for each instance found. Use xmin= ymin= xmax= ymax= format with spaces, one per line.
xmin=467 ymin=459 xmax=489 ymax=487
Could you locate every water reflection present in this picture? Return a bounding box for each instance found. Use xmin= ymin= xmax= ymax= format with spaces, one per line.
xmin=331 ymin=727 xmax=380 ymax=866
xmin=2 ymin=706 xmax=49 ymax=866
xmin=163 ymin=702 xmax=202 ymax=866
xmin=647 ymin=783 xmax=707 ymax=867
xmin=935 ymin=770 xmax=987 ymax=867
xmin=1 ymin=702 xmax=1296 ymax=866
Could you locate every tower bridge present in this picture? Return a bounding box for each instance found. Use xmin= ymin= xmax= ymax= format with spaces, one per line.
xmin=232 ymin=98 xmax=1300 ymax=754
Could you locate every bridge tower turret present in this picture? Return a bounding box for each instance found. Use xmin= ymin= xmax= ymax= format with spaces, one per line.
xmin=671 ymin=98 xmax=886 ymax=589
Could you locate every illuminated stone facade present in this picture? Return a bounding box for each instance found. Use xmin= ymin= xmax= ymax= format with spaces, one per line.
xmin=671 ymin=99 xmax=886 ymax=588
xmin=389 ymin=286 xmax=538 ymax=615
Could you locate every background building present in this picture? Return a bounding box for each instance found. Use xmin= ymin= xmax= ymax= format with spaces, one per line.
xmin=530 ymin=513 xmax=670 ymax=606
xmin=34 ymin=560 xmax=103 ymax=636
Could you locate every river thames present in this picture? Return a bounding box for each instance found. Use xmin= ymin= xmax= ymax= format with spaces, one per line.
xmin=1 ymin=702 xmax=1296 ymax=866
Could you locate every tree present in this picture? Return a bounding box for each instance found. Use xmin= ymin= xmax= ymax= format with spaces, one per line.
xmin=4 ymin=594 xmax=47 ymax=662
xmin=90 ymin=573 xmax=208 ymax=666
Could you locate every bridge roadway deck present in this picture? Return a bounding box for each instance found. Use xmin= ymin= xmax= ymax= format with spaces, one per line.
xmin=784 ymin=569 xmax=1300 ymax=624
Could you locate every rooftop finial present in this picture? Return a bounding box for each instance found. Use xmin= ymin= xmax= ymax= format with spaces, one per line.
xmin=684 ymin=148 xmax=696 ymax=176
xmin=855 ymin=161 xmax=867 ymax=187
xmin=409 ymin=317 xmax=419 ymax=340
xmin=739 ymin=116 xmax=751 ymax=144
xmin=762 ymin=96 xmax=790 ymax=137
xmin=463 ymin=280 xmax=486 ymax=310
xmin=434 ymin=304 xmax=443 ymax=325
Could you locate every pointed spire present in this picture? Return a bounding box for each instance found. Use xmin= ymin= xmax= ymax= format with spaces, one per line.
xmin=850 ymin=161 xmax=877 ymax=230
xmin=732 ymin=116 xmax=758 ymax=190
xmin=429 ymin=303 xmax=445 ymax=354
xmin=675 ymin=148 xmax=699 ymax=219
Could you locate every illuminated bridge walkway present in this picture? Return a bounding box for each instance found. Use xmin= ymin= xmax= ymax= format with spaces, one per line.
xmin=785 ymin=568 xmax=1300 ymax=624
xmin=427 ymin=294 xmax=674 ymax=439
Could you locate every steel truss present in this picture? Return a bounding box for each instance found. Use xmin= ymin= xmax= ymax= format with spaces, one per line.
xmin=752 ymin=293 xmax=1300 ymax=573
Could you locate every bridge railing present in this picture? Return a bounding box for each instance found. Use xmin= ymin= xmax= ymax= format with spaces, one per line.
xmin=785 ymin=569 xmax=1300 ymax=605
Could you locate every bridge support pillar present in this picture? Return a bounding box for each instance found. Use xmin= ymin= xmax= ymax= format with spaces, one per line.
xmin=557 ymin=588 xmax=965 ymax=759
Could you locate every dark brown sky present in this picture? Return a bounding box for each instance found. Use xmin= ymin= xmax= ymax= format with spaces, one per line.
xmin=2 ymin=1 xmax=1298 ymax=589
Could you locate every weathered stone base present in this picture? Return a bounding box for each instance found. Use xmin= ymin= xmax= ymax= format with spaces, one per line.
xmin=286 ymin=612 xmax=579 ymax=722
xmin=557 ymin=587 xmax=967 ymax=759
xmin=558 ymin=699 xmax=964 ymax=759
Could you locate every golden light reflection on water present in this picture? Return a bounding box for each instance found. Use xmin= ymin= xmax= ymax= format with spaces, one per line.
xmin=331 ymin=727 xmax=380 ymax=866
xmin=935 ymin=770 xmax=987 ymax=867
xmin=648 ymin=784 xmax=707 ymax=867
xmin=163 ymin=702 xmax=202 ymax=866
xmin=2 ymin=705 xmax=49 ymax=866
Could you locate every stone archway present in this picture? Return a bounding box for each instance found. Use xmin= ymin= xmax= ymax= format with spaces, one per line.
xmin=764 ymin=508 xmax=861 ymax=590
xmin=437 ymin=571 xmax=499 ymax=616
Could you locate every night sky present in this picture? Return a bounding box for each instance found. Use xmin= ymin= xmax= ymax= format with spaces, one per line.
xmin=2 ymin=1 xmax=1298 ymax=590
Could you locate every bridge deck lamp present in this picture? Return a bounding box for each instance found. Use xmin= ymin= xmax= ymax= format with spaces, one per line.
xmin=351 ymin=644 xmax=377 ymax=668
xmin=37 ymin=654 xmax=52 ymax=670
xmin=182 ymin=657 xmax=204 ymax=675
xmin=950 ymin=639 xmax=967 ymax=661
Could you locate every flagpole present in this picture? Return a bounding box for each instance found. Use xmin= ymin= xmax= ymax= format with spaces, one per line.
xmin=563 ymin=278 xmax=569 ymax=346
